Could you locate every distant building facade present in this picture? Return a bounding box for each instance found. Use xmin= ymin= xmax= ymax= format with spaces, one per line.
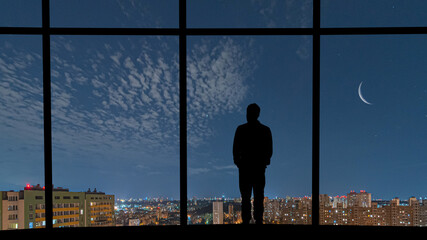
xmin=278 ymin=196 xmax=312 ymax=225
xmin=212 ymin=201 xmax=223 ymax=224
xmin=320 ymin=191 xmax=422 ymax=226
xmin=0 ymin=185 xmax=114 ymax=230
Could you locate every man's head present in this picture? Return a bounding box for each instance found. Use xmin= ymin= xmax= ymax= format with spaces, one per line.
xmin=246 ymin=103 xmax=260 ymax=123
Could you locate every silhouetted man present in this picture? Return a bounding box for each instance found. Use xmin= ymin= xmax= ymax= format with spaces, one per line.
xmin=233 ymin=103 xmax=273 ymax=224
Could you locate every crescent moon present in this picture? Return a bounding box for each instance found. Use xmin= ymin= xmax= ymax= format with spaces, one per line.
xmin=358 ymin=81 xmax=372 ymax=105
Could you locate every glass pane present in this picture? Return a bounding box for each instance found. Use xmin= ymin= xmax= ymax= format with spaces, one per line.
xmin=187 ymin=36 xmax=312 ymax=225
xmin=320 ymin=35 xmax=427 ymax=226
xmin=0 ymin=35 xmax=44 ymax=230
xmin=0 ymin=0 xmax=41 ymax=27
xmin=322 ymin=0 xmax=427 ymax=27
xmin=188 ymin=0 xmax=312 ymax=28
xmin=51 ymin=0 xmax=178 ymax=28
xmin=51 ymin=36 xmax=180 ymax=227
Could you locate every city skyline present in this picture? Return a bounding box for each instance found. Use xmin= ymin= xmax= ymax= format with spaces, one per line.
xmin=5 ymin=183 xmax=427 ymax=203
xmin=1 ymin=1 xmax=427 ymax=201
xmin=3 ymin=184 xmax=427 ymax=229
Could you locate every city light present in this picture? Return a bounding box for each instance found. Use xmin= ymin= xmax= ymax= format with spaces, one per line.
xmin=3 ymin=186 xmax=427 ymax=229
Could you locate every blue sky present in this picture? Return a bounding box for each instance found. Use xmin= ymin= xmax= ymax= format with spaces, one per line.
xmin=50 ymin=36 xmax=181 ymax=198
xmin=188 ymin=0 xmax=312 ymax=28
xmin=187 ymin=36 xmax=312 ymax=198
xmin=0 ymin=1 xmax=427 ymax=201
xmin=0 ymin=36 xmax=44 ymax=190
xmin=320 ymin=35 xmax=427 ymax=200
xmin=322 ymin=0 xmax=427 ymax=27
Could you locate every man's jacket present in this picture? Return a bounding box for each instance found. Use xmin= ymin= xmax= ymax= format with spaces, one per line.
xmin=233 ymin=120 xmax=273 ymax=169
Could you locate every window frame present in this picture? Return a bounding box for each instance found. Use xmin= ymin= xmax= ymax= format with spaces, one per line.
xmin=0 ymin=0 xmax=427 ymax=232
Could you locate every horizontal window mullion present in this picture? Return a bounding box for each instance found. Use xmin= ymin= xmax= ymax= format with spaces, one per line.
xmin=2 ymin=27 xmax=427 ymax=36
xmin=0 ymin=27 xmax=43 ymax=35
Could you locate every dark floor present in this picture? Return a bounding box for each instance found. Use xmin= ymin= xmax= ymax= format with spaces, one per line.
xmin=1 ymin=224 xmax=426 ymax=238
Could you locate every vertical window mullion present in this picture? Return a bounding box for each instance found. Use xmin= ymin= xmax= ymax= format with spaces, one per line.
xmin=42 ymin=0 xmax=53 ymax=230
xmin=312 ymin=0 xmax=320 ymax=227
xmin=179 ymin=0 xmax=188 ymax=226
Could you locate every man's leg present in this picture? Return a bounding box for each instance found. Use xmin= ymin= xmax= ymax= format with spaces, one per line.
xmin=239 ymin=169 xmax=252 ymax=224
xmin=253 ymin=169 xmax=266 ymax=224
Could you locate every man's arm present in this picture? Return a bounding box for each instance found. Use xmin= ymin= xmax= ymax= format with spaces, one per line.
xmin=233 ymin=127 xmax=241 ymax=168
xmin=265 ymin=127 xmax=273 ymax=166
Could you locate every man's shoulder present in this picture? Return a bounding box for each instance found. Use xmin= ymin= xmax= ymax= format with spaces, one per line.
xmin=237 ymin=122 xmax=270 ymax=131
xmin=258 ymin=122 xmax=271 ymax=132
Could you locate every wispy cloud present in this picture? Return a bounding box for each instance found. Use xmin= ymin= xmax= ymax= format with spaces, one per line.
xmin=49 ymin=36 xmax=180 ymax=167
xmin=115 ymin=0 xmax=177 ymax=28
xmin=1 ymin=35 xmax=256 ymax=174
xmin=250 ymin=0 xmax=313 ymax=28
xmin=187 ymin=37 xmax=256 ymax=148
xmin=0 ymin=39 xmax=43 ymax=152
xmin=189 ymin=165 xmax=237 ymax=176
xmin=189 ymin=167 xmax=210 ymax=176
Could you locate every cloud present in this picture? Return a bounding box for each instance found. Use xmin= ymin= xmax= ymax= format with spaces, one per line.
xmin=249 ymin=0 xmax=312 ymax=60
xmin=189 ymin=167 xmax=210 ymax=176
xmin=0 ymin=40 xmax=43 ymax=151
xmin=187 ymin=37 xmax=256 ymax=147
xmin=250 ymin=0 xmax=312 ymax=28
xmin=48 ymin=36 xmax=180 ymax=167
xmin=115 ymin=0 xmax=177 ymax=28
xmin=213 ymin=165 xmax=236 ymax=171
xmin=296 ymin=36 xmax=311 ymax=60
xmin=1 ymin=35 xmax=256 ymax=171
xmin=188 ymin=164 xmax=237 ymax=176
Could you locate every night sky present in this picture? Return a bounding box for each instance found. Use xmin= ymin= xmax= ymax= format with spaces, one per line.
xmin=1 ymin=0 xmax=427 ymax=201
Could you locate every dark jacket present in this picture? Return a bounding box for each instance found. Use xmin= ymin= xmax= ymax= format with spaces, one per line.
xmin=233 ymin=120 xmax=273 ymax=169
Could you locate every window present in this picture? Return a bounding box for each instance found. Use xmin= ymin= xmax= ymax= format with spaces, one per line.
xmin=188 ymin=0 xmax=312 ymax=28
xmin=50 ymin=0 xmax=178 ymax=28
xmin=51 ymin=35 xmax=180 ymax=227
xmin=1 ymin=0 xmax=426 ymax=232
xmin=0 ymin=0 xmax=42 ymax=27
xmin=187 ymin=36 xmax=312 ymax=224
xmin=320 ymin=35 xmax=427 ymax=227
xmin=322 ymin=0 xmax=427 ymax=27
xmin=0 ymin=36 xmax=44 ymax=227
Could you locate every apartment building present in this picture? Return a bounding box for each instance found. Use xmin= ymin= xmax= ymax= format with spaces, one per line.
xmin=0 ymin=185 xmax=114 ymax=230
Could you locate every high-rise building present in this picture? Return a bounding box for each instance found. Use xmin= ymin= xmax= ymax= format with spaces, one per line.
xmin=0 ymin=185 xmax=115 ymax=230
xmin=347 ymin=190 xmax=371 ymax=208
xmin=128 ymin=218 xmax=140 ymax=226
xmin=228 ymin=204 xmax=234 ymax=223
xmin=264 ymin=197 xmax=280 ymax=223
xmin=212 ymin=201 xmax=223 ymax=224
xmin=332 ymin=195 xmax=347 ymax=208
xmin=85 ymin=188 xmax=115 ymax=227
xmin=420 ymin=199 xmax=427 ymax=226
xmin=319 ymin=192 xmax=422 ymax=227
